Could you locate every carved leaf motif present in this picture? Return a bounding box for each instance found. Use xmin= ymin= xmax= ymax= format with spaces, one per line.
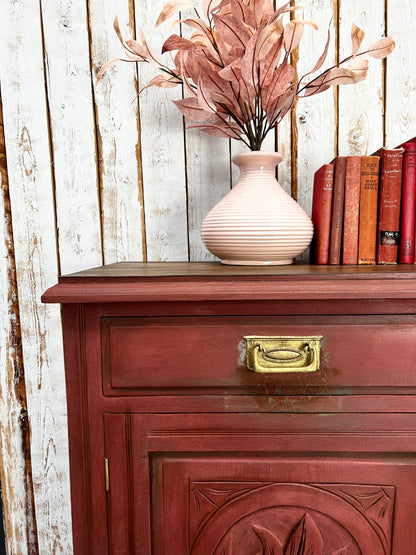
xmin=284 ymin=513 xmax=324 ymax=555
xmin=252 ymin=523 xmax=284 ymax=555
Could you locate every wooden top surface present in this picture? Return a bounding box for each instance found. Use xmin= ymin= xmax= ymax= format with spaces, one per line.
xmin=59 ymin=261 xmax=416 ymax=280
xmin=41 ymin=262 xmax=416 ymax=304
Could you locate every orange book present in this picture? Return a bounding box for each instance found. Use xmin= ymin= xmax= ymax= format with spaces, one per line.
xmin=342 ymin=156 xmax=362 ymax=264
xmin=358 ymin=156 xmax=380 ymax=264
xmin=311 ymin=163 xmax=334 ymax=264
xmin=328 ymin=156 xmax=346 ymax=265
xmin=376 ymin=148 xmax=404 ymax=264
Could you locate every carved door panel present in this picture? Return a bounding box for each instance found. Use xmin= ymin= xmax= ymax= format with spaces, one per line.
xmin=104 ymin=413 xmax=416 ymax=554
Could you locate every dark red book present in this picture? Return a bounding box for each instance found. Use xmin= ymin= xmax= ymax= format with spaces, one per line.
xmin=376 ymin=147 xmax=404 ymax=264
xmin=342 ymin=156 xmax=362 ymax=264
xmin=358 ymin=156 xmax=380 ymax=264
xmin=399 ymin=142 xmax=416 ymax=263
xmin=328 ymin=157 xmax=346 ymax=265
xmin=311 ymin=163 xmax=334 ymax=264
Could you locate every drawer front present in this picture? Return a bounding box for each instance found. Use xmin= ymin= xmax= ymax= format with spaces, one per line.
xmin=101 ymin=315 xmax=416 ymax=394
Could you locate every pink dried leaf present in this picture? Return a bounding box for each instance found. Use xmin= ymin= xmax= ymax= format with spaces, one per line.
xmin=283 ymin=19 xmax=304 ymax=52
xmin=346 ymin=58 xmax=368 ymax=78
xmin=202 ymin=0 xmax=223 ymax=18
xmin=267 ymin=3 xmax=304 ymax=26
xmin=283 ymin=19 xmax=317 ymax=52
xmin=139 ymin=73 xmax=181 ymax=93
xmin=125 ymin=39 xmax=147 ymax=58
xmin=252 ymin=0 xmax=266 ymax=28
xmin=187 ymin=121 xmax=242 ymax=138
xmin=212 ymin=14 xmax=252 ymax=48
xmin=96 ymin=58 xmax=121 ymax=84
xmin=173 ymin=97 xmax=214 ymax=121
xmin=231 ymin=0 xmax=251 ymax=24
xmin=256 ymin=18 xmax=284 ymax=59
xmin=366 ymin=35 xmax=395 ymax=59
xmin=113 ymin=16 xmax=125 ymax=46
xmin=240 ymin=30 xmax=260 ymax=91
xmin=197 ymin=77 xmax=218 ymax=113
xmin=179 ymin=17 xmax=211 ymax=36
xmin=259 ymin=34 xmax=284 ymax=88
xmin=162 ymin=34 xmax=197 ymax=53
xmin=156 ymin=0 xmax=195 ymax=26
xmin=351 ymin=23 xmax=365 ymax=57
xmin=139 ymin=29 xmax=164 ymax=68
xmin=306 ymin=22 xmax=331 ymax=75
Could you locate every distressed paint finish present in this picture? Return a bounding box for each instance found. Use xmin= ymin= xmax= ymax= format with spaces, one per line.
xmin=0 ymin=0 xmax=416 ymax=552
xmin=41 ymin=0 xmax=103 ymax=274
xmin=294 ymin=0 xmax=337 ymax=217
xmin=385 ymin=0 xmax=416 ymax=147
xmin=134 ymin=0 xmax=189 ymax=261
xmin=0 ymin=0 xmax=72 ymax=552
xmin=338 ymin=0 xmax=385 ymax=155
xmin=0 ymin=97 xmax=38 ymax=554
xmin=89 ymin=0 xmax=146 ymax=263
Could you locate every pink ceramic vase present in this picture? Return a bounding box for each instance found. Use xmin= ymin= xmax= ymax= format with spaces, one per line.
xmin=201 ymin=151 xmax=314 ymax=265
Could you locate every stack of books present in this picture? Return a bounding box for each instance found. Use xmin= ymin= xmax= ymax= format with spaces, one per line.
xmin=311 ymin=138 xmax=416 ymax=265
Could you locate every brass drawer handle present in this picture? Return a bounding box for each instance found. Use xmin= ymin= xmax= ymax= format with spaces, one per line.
xmin=244 ymin=336 xmax=323 ymax=373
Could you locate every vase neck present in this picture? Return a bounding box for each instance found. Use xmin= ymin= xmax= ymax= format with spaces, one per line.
xmin=232 ymin=151 xmax=283 ymax=175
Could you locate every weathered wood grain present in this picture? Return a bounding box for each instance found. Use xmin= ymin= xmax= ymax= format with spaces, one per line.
xmin=293 ymin=0 xmax=337 ymax=217
xmin=338 ymin=0 xmax=385 ymax=155
xmin=90 ymin=0 xmax=146 ymax=263
xmin=134 ymin=0 xmax=189 ymax=261
xmin=0 ymin=94 xmax=38 ymax=555
xmin=41 ymin=0 xmax=103 ymax=274
xmin=385 ymin=0 xmax=416 ymax=147
xmin=0 ymin=0 xmax=72 ymax=551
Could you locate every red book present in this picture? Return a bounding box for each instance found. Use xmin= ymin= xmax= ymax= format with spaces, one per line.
xmin=399 ymin=142 xmax=416 ymax=263
xmin=342 ymin=156 xmax=362 ymax=264
xmin=311 ymin=163 xmax=334 ymax=264
xmin=358 ymin=156 xmax=380 ymax=264
xmin=328 ymin=156 xmax=346 ymax=265
xmin=376 ymin=148 xmax=404 ymax=264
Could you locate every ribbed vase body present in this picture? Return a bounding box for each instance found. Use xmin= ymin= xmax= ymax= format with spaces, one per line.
xmin=201 ymin=151 xmax=314 ymax=265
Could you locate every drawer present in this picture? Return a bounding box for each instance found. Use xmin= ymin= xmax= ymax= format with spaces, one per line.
xmin=101 ymin=315 xmax=416 ymax=395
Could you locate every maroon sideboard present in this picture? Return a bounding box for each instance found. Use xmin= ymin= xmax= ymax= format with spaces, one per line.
xmin=42 ymin=262 xmax=416 ymax=554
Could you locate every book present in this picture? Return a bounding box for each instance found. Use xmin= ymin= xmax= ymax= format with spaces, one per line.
xmin=328 ymin=156 xmax=346 ymax=265
xmin=376 ymin=147 xmax=404 ymax=264
xmin=310 ymin=163 xmax=334 ymax=264
xmin=358 ymin=156 xmax=380 ymax=264
xmin=399 ymin=142 xmax=416 ymax=263
xmin=342 ymin=156 xmax=362 ymax=264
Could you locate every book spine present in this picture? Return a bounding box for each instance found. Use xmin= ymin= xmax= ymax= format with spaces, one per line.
xmin=358 ymin=156 xmax=380 ymax=264
xmin=377 ymin=148 xmax=404 ymax=264
xmin=399 ymin=142 xmax=416 ymax=263
xmin=342 ymin=156 xmax=362 ymax=264
xmin=311 ymin=164 xmax=334 ymax=264
xmin=328 ymin=157 xmax=346 ymax=265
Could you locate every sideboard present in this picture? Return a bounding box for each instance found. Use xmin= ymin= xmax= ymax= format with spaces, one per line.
xmin=42 ymin=262 xmax=416 ymax=554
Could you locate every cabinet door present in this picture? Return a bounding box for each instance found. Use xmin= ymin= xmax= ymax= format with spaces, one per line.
xmin=104 ymin=413 xmax=416 ymax=554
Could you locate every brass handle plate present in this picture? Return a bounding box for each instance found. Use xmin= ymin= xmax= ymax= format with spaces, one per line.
xmin=244 ymin=336 xmax=323 ymax=373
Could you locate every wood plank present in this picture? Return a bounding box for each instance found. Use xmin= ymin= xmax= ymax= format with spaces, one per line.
xmin=0 ymin=94 xmax=38 ymax=555
xmin=90 ymin=0 xmax=146 ymax=263
xmin=294 ymin=0 xmax=337 ymax=216
xmin=41 ymin=0 xmax=103 ymax=274
xmin=0 ymin=0 xmax=72 ymax=551
xmin=385 ymin=0 xmax=416 ymax=147
xmin=134 ymin=0 xmax=189 ymax=261
xmin=338 ymin=0 xmax=385 ymax=155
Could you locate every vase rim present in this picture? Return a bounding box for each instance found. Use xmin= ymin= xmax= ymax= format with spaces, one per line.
xmin=232 ymin=150 xmax=283 ymax=167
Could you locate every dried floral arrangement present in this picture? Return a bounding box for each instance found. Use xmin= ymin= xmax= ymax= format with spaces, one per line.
xmin=97 ymin=0 xmax=394 ymax=151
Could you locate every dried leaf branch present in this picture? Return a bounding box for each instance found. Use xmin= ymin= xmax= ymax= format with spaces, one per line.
xmin=97 ymin=0 xmax=395 ymax=151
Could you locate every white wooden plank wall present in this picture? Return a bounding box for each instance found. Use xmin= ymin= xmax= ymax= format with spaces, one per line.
xmin=0 ymin=0 xmax=414 ymax=551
